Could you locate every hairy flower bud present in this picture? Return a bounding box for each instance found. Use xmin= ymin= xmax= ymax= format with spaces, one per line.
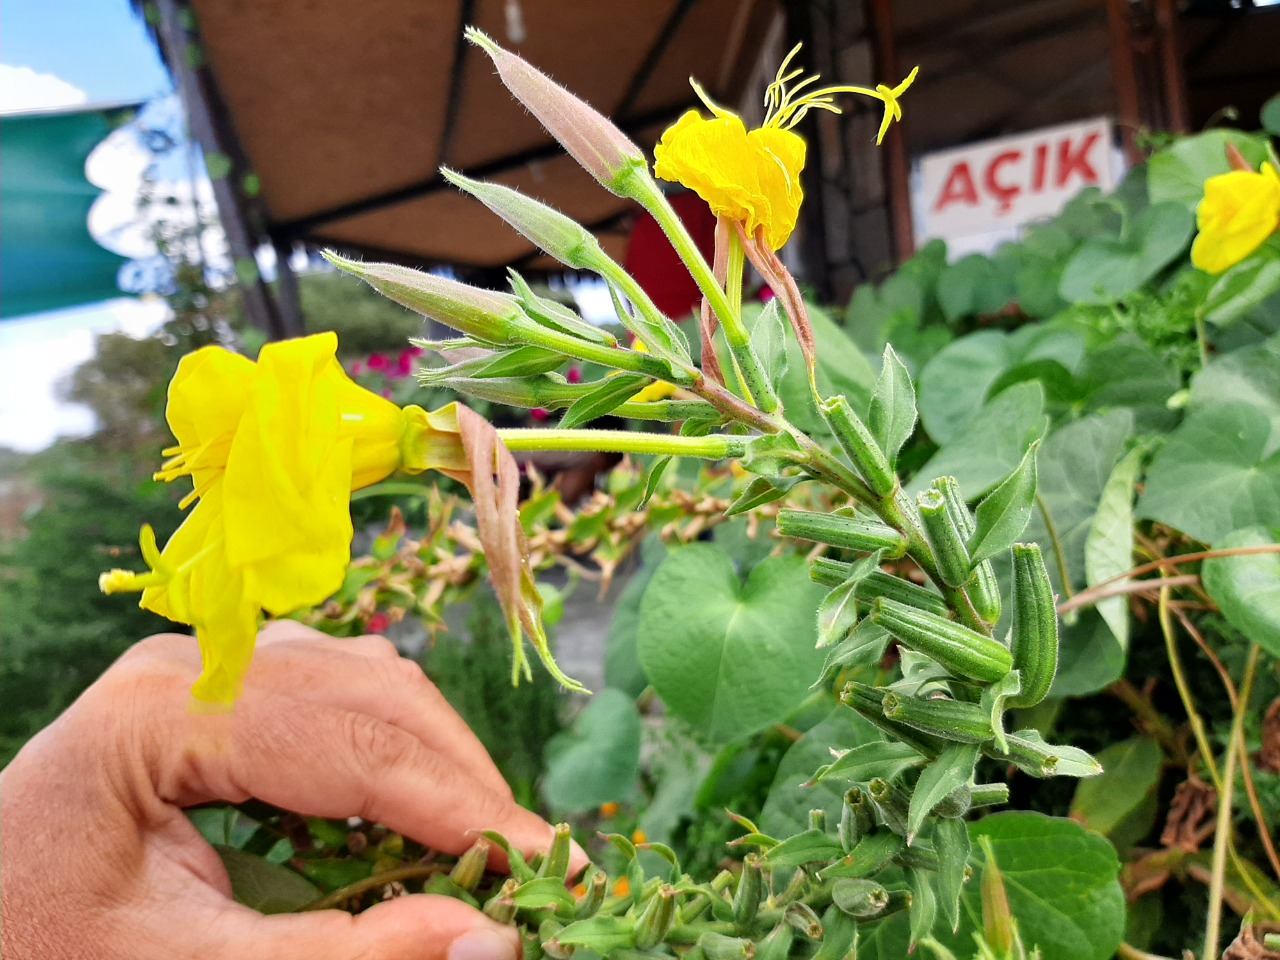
xmin=466 ymin=28 xmax=647 ymax=191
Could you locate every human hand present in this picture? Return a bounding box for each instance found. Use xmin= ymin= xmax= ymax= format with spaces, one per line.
xmin=1 ymin=622 xmax=584 ymax=959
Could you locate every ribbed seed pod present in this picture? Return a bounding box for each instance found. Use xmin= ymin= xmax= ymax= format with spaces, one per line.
xmin=634 ymin=885 xmax=678 ymax=950
xmin=839 ymin=786 xmax=876 ymax=852
xmin=809 ymin=561 xmax=951 ymax=618
xmin=868 ymin=777 xmax=912 ymax=836
xmin=819 ymin=395 xmax=897 ymax=497
xmin=778 ymin=509 xmax=907 ymax=557
xmin=933 ymin=476 xmax=1002 ymax=623
xmin=881 ymin=692 xmax=996 ymax=744
xmin=839 ymin=682 xmax=945 ymax=757
xmin=918 ymin=488 xmax=972 ymax=587
xmin=969 ymin=782 xmax=1012 ymax=808
xmin=869 ymin=598 xmax=1012 ymax=682
xmin=733 ymin=854 xmax=764 ymax=930
xmin=1007 ymin=543 xmax=1059 ymax=708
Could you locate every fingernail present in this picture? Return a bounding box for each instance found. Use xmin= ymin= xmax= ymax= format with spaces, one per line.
xmin=448 ymin=928 xmax=518 ymax=960
xmin=569 ymin=839 xmax=591 ymax=875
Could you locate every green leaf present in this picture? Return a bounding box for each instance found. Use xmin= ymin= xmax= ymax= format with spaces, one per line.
xmin=637 ymin=545 xmax=828 ymax=743
xmin=759 ymin=707 xmax=881 ymax=838
xmin=1138 ymin=402 xmax=1280 ymax=544
xmin=868 ymin=344 xmax=917 ymax=466
xmin=816 ymin=552 xmax=884 ymax=649
xmin=918 ymin=325 xmax=1084 ymax=445
xmin=1052 ymin=608 xmax=1127 ymax=698
xmin=908 ymin=744 xmax=979 ymax=841
xmin=916 ymin=813 xmax=1125 ymax=960
xmin=907 ymin=864 xmax=939 ymax=947
xmin=1189 ymin=336 xmax=1280 ymax=442
xmin=1202 ymin=526 xmax=1280 ymax=657
xmin=933 ymin=817 xmax=970 ymax=933
xmin=937 ymin=254 xmax=1002 ymax=321
xmin=910 ymin=381 xmax=1048 ymax=500
xmin=762 ymin=828 xmax=847 ymax=868
xmin=555 ymin=915 xmax=636 ymax=952
xmin=510 ymin=876 xmax=577 ymax=911
xmin=639 ymin=456 xmax=672 ymax=509
xmin=980 ymin=669 xmax=1022 ymax=754
xmin=1147 ymin=129 xmax=1271 ymax=211
xmin=1004 ymin=730 xmax=1103 ymax=778
xmin=814 ymin=619 xmax=891 ymax=686
xmin=214 ymin=847 xmax=319 ymax=915
xmin=1203 ymin=248 xmax=1280 ymax=328
xmin=1085 ymin=445 xmax=1143 ymax=650
xmin=605 ymin=538 xmax=665 ymax=697
xmin=541 ymin=688 xmax=642 ymax=812
xmin=725 ymin=474 xmax=803 ymax=517
xmin=1069 ymin=736 xmax=1163 ymax=838
xmin=558 ymin=374 xmax=650 ymax=428
xmin=750 ymin=298 xmax=789 ymax=384
xmin=968 ymin=440 xmax=1040 ymax=565
xmin=809 ymin=739 xmax=924 ymax=786
xmin=1057 ymin=203 xmax=1194 ymax=305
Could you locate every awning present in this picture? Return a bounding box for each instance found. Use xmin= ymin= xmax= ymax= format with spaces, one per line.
xmin=0 ymin=104 xmax=139 ymax=319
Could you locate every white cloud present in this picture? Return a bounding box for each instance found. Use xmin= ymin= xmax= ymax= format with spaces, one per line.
xmin=0 ymin=298 xmax=169 ymax=452
xmin=0 ymin=64 xmax=88 ymax=114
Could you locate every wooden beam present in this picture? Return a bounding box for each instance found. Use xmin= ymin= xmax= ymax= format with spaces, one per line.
xmin=867 ymin=0 xmax=915 ymax=263
xmin=152 ymin=0 xmax=301 ymax=338
xmin=1105 ymin=0 xmax=1144 ymax=164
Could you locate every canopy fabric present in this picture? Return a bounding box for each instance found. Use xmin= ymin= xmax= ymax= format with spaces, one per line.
xmin=0 ymin=105 xmax=136 ymax=319
xmin=158 ymin=0 xmax=776 ymax=272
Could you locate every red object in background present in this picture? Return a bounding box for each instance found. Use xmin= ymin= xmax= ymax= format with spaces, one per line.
xmin=624 ymin=191 xmax=717 ymax=320
xmin=366 ymin=612 xmax=390 ymax=634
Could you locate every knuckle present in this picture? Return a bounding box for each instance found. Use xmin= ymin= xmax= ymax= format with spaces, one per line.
xmin=344 ymin=711 xmax=417 ymax=774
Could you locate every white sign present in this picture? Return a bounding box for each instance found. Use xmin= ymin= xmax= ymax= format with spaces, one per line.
xmin=914 ymin=117 xmax=1117 ymax=253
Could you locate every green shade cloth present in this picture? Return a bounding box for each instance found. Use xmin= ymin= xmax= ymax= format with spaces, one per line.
xmin=1 ymin=104 xmax=138 ymax=319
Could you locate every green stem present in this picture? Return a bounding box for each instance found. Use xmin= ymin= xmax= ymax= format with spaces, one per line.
xmin=619 ymin=170 xmax=778 ymax=412
xmin=1194 ymin=307 xmax=1210 ymax=372
xmin=590 ymin=254 xmax=695 ymax=369
xmin=1204 ymin=644 xmax=1260 ymax=960
xmin=302 ymin=864 xmax=446 ymax=911
xmin=497 ymin=427 xmax=747 ymax=459
xmin=516 ymin=321 xmax=694 ymax=386
xmin=1035 ymin=492 xmax=1073 ymax=599
xmin=1158 ymin=587 xmax=1222 ymax=792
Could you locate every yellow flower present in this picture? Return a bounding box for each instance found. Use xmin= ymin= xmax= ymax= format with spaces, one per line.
xmin=626 ymin=337 xmax=680 ymax=403
xmin=653 ymin=45 xmax=917 ymax=250
xmin=1191 ymin=162 xmax=1280 ymax=274
xmin=102 ymin=333 xmax=429 ymax=707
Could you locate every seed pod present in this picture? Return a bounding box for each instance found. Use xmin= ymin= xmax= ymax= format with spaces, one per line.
xmin=522 ymin=929 xmax=546 ymax=960
xmin=932 ymin=783 xmax=974 ymax=818
xmin=449 ymin=836 xmax=491 ymax=892
xmin=832 ymin=878 xmax=891 ymax=918
xmin=969 ymin=782 xmax=1011 ymax=808
xmin=809 ymin=562 xmax=951 ymax=618
xmin=755 ymin=924 xmax=795 ymax=960
xmin=839 ymin=786 xmax=876 ymax=853
xmin=575 ymin=867 xmax=608 ymax=920
xmin=634 ymin=884 xmax=678 ymax=949
xmin=840 ymin=681 xmax=945 ymax=758
xmin=733 ymin=854 xmax=764 ymax=931
xmin=933 ymin=476 xmax=1002 ymax=623
xmin=881 ymin=692 xmax=996 ymax=744
xmin=483 ymin=878 xmax=519 ymax=924
xmin=536 ymin=823 xmax=574 ymax=881
xmin=819 ymin=395 xmax=897 ymax=497
xmin=868 ymin=777 xmax=912 ymax=836
xmin=784 ymin=902 xmax=824 ymax=940
xmin=778 ymin=509 xmax=907 ymax=557
xmin=919 ymin=489 xmax=972 ymax=587
xmin=869 ymin=598 xmax=1013 ymax=682
xmin=1007 ymin=543 xmax=1058 ymax=708
xmin=808 ymin=809 xmax=827 ymax=832
xmin=699 ymin=933 xmax=757 ymax=960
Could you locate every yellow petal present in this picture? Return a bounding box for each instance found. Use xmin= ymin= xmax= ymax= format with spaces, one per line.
xmin=1192 ymin=165 xmax=1280 ymax=274
xmin=655 ymin=112 xmax=806 ymax=250
xmin=162 ymin=346 xmax=257 ymax=495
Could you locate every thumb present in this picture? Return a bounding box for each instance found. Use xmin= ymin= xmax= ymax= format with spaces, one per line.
xmin=216 ymin=894 xmax=522 ymax=960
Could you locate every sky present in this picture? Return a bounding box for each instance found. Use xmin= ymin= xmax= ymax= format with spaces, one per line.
xmin=0 ymin=0 xmax=173 ymax=451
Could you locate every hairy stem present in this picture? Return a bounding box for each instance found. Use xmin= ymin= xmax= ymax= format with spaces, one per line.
xmin=498 ymin=428 xmax=748 ymax=459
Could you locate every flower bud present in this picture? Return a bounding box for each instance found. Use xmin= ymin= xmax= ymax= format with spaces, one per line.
xmin=466 ymin=27 xmax=648 ymax=191
xmin=444 ymin=168 xmax=605 ymax=270
xmin=324 ymin=251 xmax=534 ymax=346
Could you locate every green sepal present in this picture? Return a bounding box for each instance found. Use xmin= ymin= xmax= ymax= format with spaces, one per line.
xmin=419 ymin=344 xmax=568 ymax=381
xmin=968 ymin=440 xmax=1041 ymax=565
xmin=933 ymin=815 xmax=971 ymax=933
xmin=508 ymin=269 xmax=618 ymax=346
xmin=907 ymin=743 xmax=980 ymax=842
xmin=869 ymin=343 xmax=917 ymax=467
xmin=558 ymin=374 xmax=651 ymax=429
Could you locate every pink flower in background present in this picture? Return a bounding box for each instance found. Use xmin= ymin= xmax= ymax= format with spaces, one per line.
xmin=759 ymin=286 xmax=776 ymax=302
xmin=350 ymin=360 xmax=365 ymax=376
xmin=531 ymin=408 xmax=550 ymax=421
xmin=395 ymin=348 xmax=416 ymax=378
xmin=567 ymin=366 xmax=583 ymax=384
xmin=366 ymin=612 xmax=390 ymax=634
xmin=367 ymin=353 xmax=390 ymax=372
xmin=408 ymin=345 xmax=425 ymax=357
